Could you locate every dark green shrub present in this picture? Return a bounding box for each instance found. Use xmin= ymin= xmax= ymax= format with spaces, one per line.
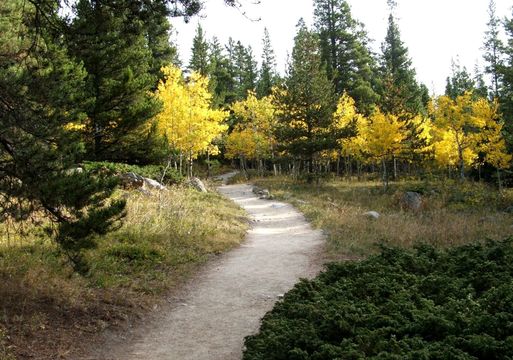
xmin=244 ymin=239 xmax=513 ymax=360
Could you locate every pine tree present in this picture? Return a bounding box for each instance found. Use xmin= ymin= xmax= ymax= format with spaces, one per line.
xmin=256 ymin=28 xmax=278 ymax=98
xmin=274 ymin=20 xmax=338 ymax=179
xmin=209 ymin=36 xmax=235 ymax=106
xmin=189 ymin=23 xmax=210 ymax=76
xmin=0 ymin=0 xmax=125 ymax=273
xmin=445 ymin=60 xmax=476 ymax=99
xmin=483 ymin=0 xmax=504 ymax=99
xmin=498 ymin=8 xmax=513 ymax=147
xmin=313 ymin=0 xmax=378 ymax=114
xmin=68 ymin=0 xmax=161 ymax=161
xmin=379 ymin=13 xmax=424 ymax=115
xmin=232 ymin=41 xmax=258 ymax=100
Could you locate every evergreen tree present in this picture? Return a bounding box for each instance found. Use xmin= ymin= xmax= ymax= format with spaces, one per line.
xmin=68 ymin=0 xmax=161 ymax=161
xmin=483 ymin=0 xmax=504 ymax=99
xmin=0 ymin=0 xmax=125 ymax=273
xmin=498 ymin=8 xmax=513 ymax=148
xmin=232 ymin=41 xmax=258 ymax=100
xmin=189 ymin=23 xmax=210 ymax=76
xmin=445 ymin=60 xmax=475 ymax=99
xmin=274 ymin=20 xmax=338 ymax=178
xmin=209 ymin=36 xmax=235 ymax=106
xmin=256 ymin=28 xmax=278 ymax=98
xmin=142 ymin=1 xmax=180 ymax=84
xmin=313 ymin=0 xmax=378 ymax=114
xmin=445 ymin=60 xmax=488 ymax=99
xmin=379 ymin=13 xmax=424 ymax=115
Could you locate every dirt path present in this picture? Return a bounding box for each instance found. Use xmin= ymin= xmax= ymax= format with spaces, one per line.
xmin=92 ymin=182 xmax=325 ymax=360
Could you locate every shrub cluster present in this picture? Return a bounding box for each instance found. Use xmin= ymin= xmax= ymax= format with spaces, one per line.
xmin=244 ymin=239 xmax=513 ymax=359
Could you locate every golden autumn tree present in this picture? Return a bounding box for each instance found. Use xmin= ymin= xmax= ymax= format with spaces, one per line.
xmin=226 ymin=90 xmax=277 ymax=174
xmin=156 ymin=65 xmax=228 ymax=177
xmin=364 ymin=109 xmax=407 ymax=189
xmin=332 ymin=92 xmax=367 ymax=176
xmin=431 ymin=92 xmax=509 ymax=180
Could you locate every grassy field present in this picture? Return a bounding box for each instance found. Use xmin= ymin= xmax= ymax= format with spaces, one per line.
xmin=251 ymin=176 xmax=513 ymax=260
xmin=0 ymin=183 xmax=248 ymax=359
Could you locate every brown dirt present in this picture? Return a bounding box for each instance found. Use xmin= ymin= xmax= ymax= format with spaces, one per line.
xmin=84 ymin=183 xmax=326 ymax=360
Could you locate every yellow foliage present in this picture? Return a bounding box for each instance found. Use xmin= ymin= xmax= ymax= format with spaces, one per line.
xmin=228 ymin=91 xmax=278 ymax=160
xmin=364 ymin=109 xmax=406 ymax=160
xmin=156 ymin=65 xmax=228 ymax=159
xmin=431 ymin=92 xmax=510 ymax=170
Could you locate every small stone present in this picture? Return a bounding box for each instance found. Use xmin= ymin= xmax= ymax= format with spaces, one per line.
xmin=363 ymin=211 xmax=380 ymax=220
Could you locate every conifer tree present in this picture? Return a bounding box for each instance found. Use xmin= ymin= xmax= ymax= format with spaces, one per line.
xmin=313 ymin=0 xmax=378 ymax=114
xmin=209 ymin=36 xmax=235 ymax=106
xmin=68 ymin=0 xmax=161 ymax=161
xmin=232 ymin=41 xmax=258 ymax=100
xmin=0 ymin=0 xmax=125 ymax=273
xmin=379 ymin=13 xmax=424 ymax=115
xmin=256 ymin=28 xmax=278 ymax=98
xmin=483 ymin=0 xmax=504 ymax=99
xmin=445 ymin=60 xmax=477 ymax=99
xmin=189 ymin=23 xmax=210 ymax=76
xmin=274 ymin=20 xmax=338 ymax=179
xmin=498 ymin=8 xmax=513 ymax=147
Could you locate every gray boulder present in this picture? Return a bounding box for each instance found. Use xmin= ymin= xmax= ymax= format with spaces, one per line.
xmin=363 ymin=211 xmax=380 ymax=220
xmin=401 ymin=191 xmax=422 ymax=212
xmin=143 ymin=177 xmax=167 ymax=191
xmin=189 ymin=177 xmax=207 ymax=193
xmin=119 ymin=172 xmax=144 ymax=190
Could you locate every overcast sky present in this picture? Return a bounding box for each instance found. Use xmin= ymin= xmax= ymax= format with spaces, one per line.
xmin=172 ymin=0 xmax=513 ymax=95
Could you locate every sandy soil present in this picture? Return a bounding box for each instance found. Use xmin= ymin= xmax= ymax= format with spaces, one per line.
xmin=88 ymin=181 xmax=325 ymax=360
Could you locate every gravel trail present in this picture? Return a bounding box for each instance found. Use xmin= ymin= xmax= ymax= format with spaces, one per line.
xmin=93 ymin=181 xmax=325 ymax=360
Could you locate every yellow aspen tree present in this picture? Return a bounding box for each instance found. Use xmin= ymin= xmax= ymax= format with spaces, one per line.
xmin=230 ymin=90 xmax=277 ymax=174
xmin=332 ymin=92 xmax=368 ymax=177
xmin=431 ymin=92 xmax=504 ymax=180
xmin=225 ymin=126 xmax=259 ymax=173
xmin=156 ymin=65 xmax=228 ymax=177
xmin=364 ymin=109 xmax=407 ymax=189
xmin=474 ymin=99 xmax=512 ymax=189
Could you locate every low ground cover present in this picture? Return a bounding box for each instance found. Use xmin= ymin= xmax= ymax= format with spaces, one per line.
xmin=244 ymin=239 xmax=513 ymax=359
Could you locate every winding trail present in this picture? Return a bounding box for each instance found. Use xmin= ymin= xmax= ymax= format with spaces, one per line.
xmin=93 ymin=179 xmax=325 ymax=360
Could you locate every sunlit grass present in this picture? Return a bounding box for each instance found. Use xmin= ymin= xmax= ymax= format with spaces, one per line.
xmin=0 ymin=184 xmax=249 ymax=358
xmin=254 ymin=176 xmax=513 ymax=260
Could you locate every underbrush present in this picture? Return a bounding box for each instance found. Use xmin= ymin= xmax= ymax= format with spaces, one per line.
xmin=253 ymin=177 xmax=513 ymax=258
xmin=0 ymin=185 xmax=248 ymax=359
xmin=244 ymin=239 xmax=513 ymax=359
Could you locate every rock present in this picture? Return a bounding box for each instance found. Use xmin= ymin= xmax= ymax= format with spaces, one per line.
xmin=143 ymin=177 xmax=167 ymax=191
xmin=188 ymin=177 xmax=207 ymax=193
xmin=504 ymin=206 xmax=513 ymax=214
xmin=119 ymin=172 xmax=144 ymax=190
xmin=252 ymin=186 xmax=271 ymax=199
xmin=65 ymin=167 xmax=84 ymax=175
xmin=363 ymin=211 xmax=380 ymax=220
xmin=400 ymin=191 xmax=422 ymax=212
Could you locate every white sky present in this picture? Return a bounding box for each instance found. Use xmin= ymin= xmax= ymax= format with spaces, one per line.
xmin=172 ymin=0 xmax=513 ymax=95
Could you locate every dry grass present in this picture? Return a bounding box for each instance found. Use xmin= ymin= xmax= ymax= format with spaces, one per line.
xmin=254 ymin=177 xmax=513 ymax=260
xmin=0 ymin=184 xmax=248 ymax=359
